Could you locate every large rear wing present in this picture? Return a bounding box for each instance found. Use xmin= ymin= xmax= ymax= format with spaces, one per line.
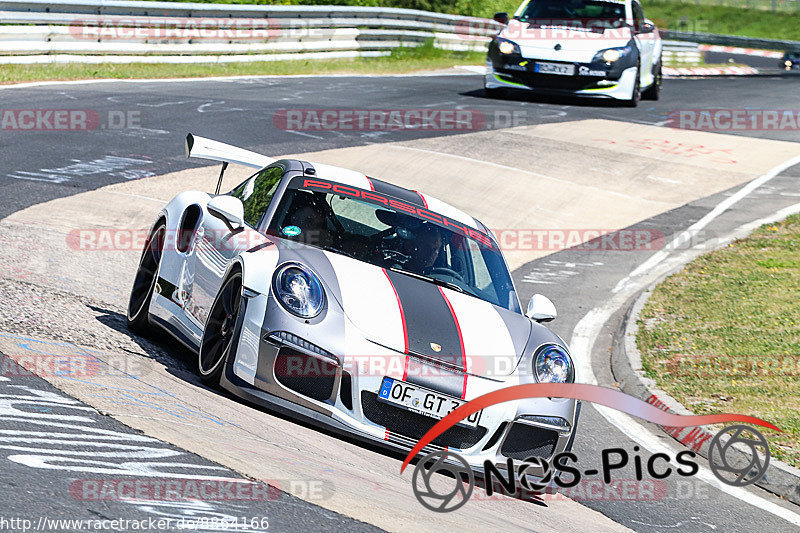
xmin=185 ymin=133 xmax=275 ymax=170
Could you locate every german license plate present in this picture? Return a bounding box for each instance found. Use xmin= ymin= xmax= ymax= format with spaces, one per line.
xmin=378 ymin=377 xmax=481 ymax=428
xmin=535 ymin=62 xmax=575 ymax=75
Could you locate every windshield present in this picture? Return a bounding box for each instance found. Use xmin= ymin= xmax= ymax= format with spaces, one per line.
xmin=266 ymin=177 xmax=520 ymax=312
xmin=518 ymin=0 xmax=626 ymax=25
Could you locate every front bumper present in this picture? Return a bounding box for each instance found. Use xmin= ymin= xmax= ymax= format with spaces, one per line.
xmin=224 ymin=290 xmax=579 ymax=472
xmin=485 ymin=54 xmax=637 ymax=100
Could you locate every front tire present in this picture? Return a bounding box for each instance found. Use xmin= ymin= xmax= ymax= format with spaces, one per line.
xmin=197 ymin=270 xmax=243 ymax=386
xmin=625 ymin=64 xmax=641 ymax=107
xmin=127 ymin=222 xmax=166 ymax=335
xmin=642 ymin=62 xmax=662 ymax=101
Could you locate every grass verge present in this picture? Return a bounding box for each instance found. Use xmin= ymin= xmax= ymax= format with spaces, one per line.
xmin=0 ymin=44 xmax=484 ymax=84
xmin=460 ymin=0 xmax=800 ymax=41
xmin=636 ymin=214 xmax=800 ymax=467
xmin=643 ymin=1 xmax=800 ymax=41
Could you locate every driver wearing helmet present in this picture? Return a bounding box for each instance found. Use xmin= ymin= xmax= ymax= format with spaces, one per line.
xmin=406 ymin=224 xmax=442 ymax=274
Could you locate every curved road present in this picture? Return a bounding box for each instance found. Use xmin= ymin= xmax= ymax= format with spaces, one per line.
xmin=1 ymin=72 xmax=799 ymax=532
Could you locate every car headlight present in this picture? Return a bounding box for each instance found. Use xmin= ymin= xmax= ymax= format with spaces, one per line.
xmin=534 ymin=345 xmax=574 ymax=383
xmin=786 ymin=60 xmax=793 ymax=67
xmin=273 ymin=263 xmax=325 ymax=318
xmin=593 ymin=46 xmax=633 ymax=64
xmin=499 ymin=41 xmax=515 ymax=55
xmin=496 ymin=38 xmax=520 ymax=55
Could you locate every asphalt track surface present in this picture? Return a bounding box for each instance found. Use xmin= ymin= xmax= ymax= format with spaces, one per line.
xmin=3 ymin=73 xmax=800 ymax=220
xmin=1 ymin=73 xmax=799 ymax=532
xmin=704 ymin=51 xmax=782 ymax=70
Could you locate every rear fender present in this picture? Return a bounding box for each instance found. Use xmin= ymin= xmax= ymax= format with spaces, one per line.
xmin=156 ymin=191 xmax=212 ymax=288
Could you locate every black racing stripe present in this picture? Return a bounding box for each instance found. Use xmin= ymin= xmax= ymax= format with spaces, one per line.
xmin=384 ymin=270 xmax=465 ymax=397
xmin=384 ymin=270 xmax=461 ymax=361
xmin=368 ymin=177 xmax=426 ymax=207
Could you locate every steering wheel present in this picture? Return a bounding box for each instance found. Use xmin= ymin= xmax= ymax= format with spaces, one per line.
xmin=430 ymin=267 xmax=464 ymax=281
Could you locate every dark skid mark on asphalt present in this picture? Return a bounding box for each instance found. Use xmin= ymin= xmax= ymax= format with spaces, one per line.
xmin=0 ymin=353 xmax=383 ymax=533
xmin=2 ymin=75 xmax=798 ymax=221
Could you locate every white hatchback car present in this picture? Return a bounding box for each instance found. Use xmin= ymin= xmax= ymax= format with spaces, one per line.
xmin=485 ymin=0 xmax=662 ymax=105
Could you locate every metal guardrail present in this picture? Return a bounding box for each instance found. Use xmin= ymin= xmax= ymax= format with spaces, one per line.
xmin=661 ymin=40 xmax=702 ymax=65
xmin=0 ymin=0 xmax=500 ymax=63
xmin=0 ymin=0 xmax=796 ymax=64
xmin=663 ymin=30 xmax=800 ymax=52
xmin=0 ymin=0 xmax=501 ymax=32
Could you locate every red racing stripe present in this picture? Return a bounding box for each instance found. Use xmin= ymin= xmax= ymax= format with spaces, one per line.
xmin=366 ymin=177 xmax=376 ymax=191
xmin=382 ymin=268 xmax=410 ymax=379
xmin=413 ymin=190 xmax=429 ymax=208
xmin=437 ymin=287 xmax=467 ymax=399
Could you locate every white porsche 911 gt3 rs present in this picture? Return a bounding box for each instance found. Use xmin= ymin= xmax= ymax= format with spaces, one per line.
xmin=127 ymin=134 xmax=580 ymax=470
xmin=485 ymin=0 xmax=663 ymax=105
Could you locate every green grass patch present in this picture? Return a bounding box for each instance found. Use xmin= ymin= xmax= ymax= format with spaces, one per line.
xmin=643 ymin=1 xmax=800 ymax=42
xmin=0 ymin=44 xmax=484 ymax=84
xmin=456 ymin=0 xmax=800 ymax=41
xmin=637 ymin=214 xmax=800 ymax=467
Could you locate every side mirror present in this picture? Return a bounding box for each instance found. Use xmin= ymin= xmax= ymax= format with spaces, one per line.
xmin=493 ymin=12 xmax=509 ymax=25
xmin=207 ymin=195 xmax=244 ymax=231
xmin=526 ymin=294 xmax=557 ymax=323
xmin=638 ymin=21 xmax=655 ymax=33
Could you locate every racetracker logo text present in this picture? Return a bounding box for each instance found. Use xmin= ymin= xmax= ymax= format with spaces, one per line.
xmin=1 ymin=109 xmax=141 ymax=131
xmin=273 ymin=109 xmax=486 ymax=131
xmin=68 ymin=17 xmax=282 ymax=40
xmin=667 ymin=109 xmax=800 ymax=131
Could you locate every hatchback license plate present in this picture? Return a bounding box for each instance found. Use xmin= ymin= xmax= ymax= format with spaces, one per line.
xmin=535 ymin=62 xmax=575 ymax=75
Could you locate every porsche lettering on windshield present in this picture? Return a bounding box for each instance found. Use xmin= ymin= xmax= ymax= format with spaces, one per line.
xmin=299 ymin=178 xmax=494 ymax=249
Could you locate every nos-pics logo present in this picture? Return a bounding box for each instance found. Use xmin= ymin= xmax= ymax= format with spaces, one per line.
xmin=411 ymin=424 xmax=771 ymax=512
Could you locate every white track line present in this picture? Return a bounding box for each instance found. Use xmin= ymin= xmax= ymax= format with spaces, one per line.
xmin=613 ymin=153 xmax=800 ymax=294
xmin=386 ymin=144 xmax=659 ymax=203
xmin=570 ymin=154 xmax=800 ymax=527
xmin=103 ymin=190 xmax=168 ymax=203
